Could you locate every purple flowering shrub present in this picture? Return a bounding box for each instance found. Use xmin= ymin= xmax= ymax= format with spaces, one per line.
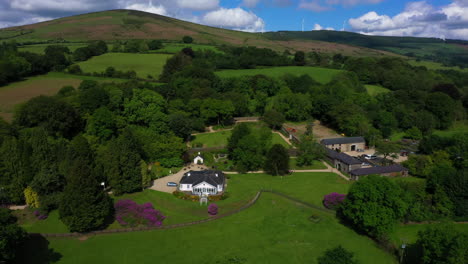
xmin=323 ymin=192 xmax=346 ymax=210
xmin=33 ymin=210 xmax=48 ymax=220
xmin=208 ymin=203 xmax=218 ymax=215
xmin=115 ymin=199 xmax=165 ymax=227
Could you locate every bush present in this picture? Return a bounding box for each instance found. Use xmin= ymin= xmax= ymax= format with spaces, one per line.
xmin=33 ymin=210 xmax=48 ymax=220
xmin=24 ymin=186 xmax=40 ymax=208
xmin=208 ymin=203 xmax=218 ymax=215
xmin=114 ymin=200 xmax=165 ymax=227
xmin=323 ymin=192 xmax=346 ymax=210
xmin=182 ymin=36 xmax=193 ymax=44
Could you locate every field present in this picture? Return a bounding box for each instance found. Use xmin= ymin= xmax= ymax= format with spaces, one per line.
xmin=433 ymin=121 xmax=468 ymax=137
xmin=215 ymin=66 xmax=343 ymax=84
xmin=18 ymin=43 xmax=88 ymax=54
xmin=290 ymin=158 xmax=327 ymax=170
xmin=77 ymin=53 xmax=172 ymax=79
xmin=365 ymin=84 xmax=391 ymax=96
xmin=154 ymin=43 xmax=221 ymax=54
xmin=0 ymin=72 xmax=124 ymax=122
xmin=408 ymin=60 xmax=468 ymax=72
xmin=17 ymin=172 xmax=398 ymax=264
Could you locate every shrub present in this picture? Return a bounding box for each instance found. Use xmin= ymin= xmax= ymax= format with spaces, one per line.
xmin=208 ymin=203 xmax=218 ymax=215
xmin=33 ymin=210 xmax=48 ymax=220
xmin=114 ymin=199 xmax=165 ymax=227
xmin=182 ymin=36 xmax=193 ymax=44
xmin=323 ymin=192 xmax=346 ymax=210
xmin=24 ymin=187 xmax=40 ymax=208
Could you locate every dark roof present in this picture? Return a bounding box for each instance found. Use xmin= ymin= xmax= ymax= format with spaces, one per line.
xmin=325 ymin=148 xmax=361 ymax=165
xmin=180 ymin=170 xmax=225 ymax=186
xmin=321 ymin=137 xmax=365 ymax=145
xmin=349 ymin=164 xmax=408 ymax=176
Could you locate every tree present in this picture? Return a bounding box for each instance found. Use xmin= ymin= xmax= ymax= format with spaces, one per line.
xmin=294 ymin=51 xmax=306 ymax=66
xmin=317 ymin=246 xmax=359 ymax=264
xmin=0 ymin=208 xmax=27 ymax=261
xmin=296 ymin=135 xmax=325 ymax=167
xmin=141 ymin=160 xmax=151 ymax=190
xmin=148 ymin=40 xmax=163 ymax=50
xmin=159 ymin=52 xmax=192 ymax=82
xmin=104 ymin=130 xmax=143 ymax=195
xmin=425 ymin=92 xmax=456 ymax=129
xmin=182 ymin=36 xmax=193 ymax=43
xmin=375 ymin=141 xmax=400 ymax=165
xmin=416 ymin=224 xmax=468 ymax=264
xmin=227 ymin=123 xmax=251 ymax=157
xmin=232 ymin=134 xmax=264 ymax=173
xmin=59 ymin=157 xmax=113 ymax=232
xmin=339 ymin=176 xmax=408 ymax=239
xmin=405 ymin=126 xmax=423 ymax=140
xmin=264 ymin=144 xmax=289 ymax=176
xmin=262 ymin=109 xmax=285 ymax=130
xmin=86 ymin=107 xmax=117 ymax=142
xmin=168 ymin=112 xmax=193 ymax=141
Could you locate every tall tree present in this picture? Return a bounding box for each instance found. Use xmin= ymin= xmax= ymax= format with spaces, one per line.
xmin=339 ymin=176 xmax=408 ymax=239
xmin=227 ymin=123 xmax=251 ymax=157
xmin=59 ymin=157 xmax=113 ymax=232
xmin=0 ymin=208 xmax=27 ymax=262
xmin=264 ymin=144 xmax=290 ymax=176
xmin=375 ymin=141 xmax=400 ymax=165
xmin=317 ymin=246 xmax=359 ymax=264
xmin=296 ymin=135 xmax=325 ymax=167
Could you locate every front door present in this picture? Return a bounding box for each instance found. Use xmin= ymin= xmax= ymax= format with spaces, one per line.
xmin=351 ymin=145 xmax=356 ymax=151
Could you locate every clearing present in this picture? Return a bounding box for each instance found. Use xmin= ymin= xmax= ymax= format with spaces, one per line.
xmin=365 ymin=84 xmax=391 ymax=97
xmin=215 ymin=66 xmax=343 ymax=84
xmin=433 ymin=121 xmax=468 ymax=138
xmin=76 ymin=53 xmax=172 ymax=79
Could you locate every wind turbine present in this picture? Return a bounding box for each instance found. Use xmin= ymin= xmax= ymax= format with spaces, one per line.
xmin=302 ymin=18 xmax=305 ymax=32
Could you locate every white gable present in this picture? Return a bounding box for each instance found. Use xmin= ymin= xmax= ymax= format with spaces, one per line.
xmin=193 ymin=181 xmax=215 ymax=189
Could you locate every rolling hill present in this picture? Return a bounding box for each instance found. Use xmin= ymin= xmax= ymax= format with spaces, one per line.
xmin=0 ymin=9 xmax=395 ymax=57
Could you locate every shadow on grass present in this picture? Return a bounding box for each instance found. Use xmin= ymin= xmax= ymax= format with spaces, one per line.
xmin=15 ymin=234 xmax=62 ymax=264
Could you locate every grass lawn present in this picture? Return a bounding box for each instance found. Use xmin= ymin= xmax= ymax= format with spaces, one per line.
xmin=290 ymin=158 xmax=327 ymax=170
xmin=18 ymin=192 xmax=396 ymax=264
xmin=154 ymin=43 xmax=221 ymax=54
xmin=77 ymin=53 xmax=172 ymax=79
xmin=215 ymin=66 xmax=342 ymax=84
xmin=408 ymin=60 xmax=468 ymax=73
xmin=433 ymin=121 xmax=468 ymax=138
xmin=0 ymin=72 xmax=125 ymax=122
xmin=390 ymin=131 xmax=406 ymax=141
xmin=365 ymin=84 xmax=391 ymax=96
xmin=271 ymin=132 xmax=291 ymax=148
xmin=18 ymin=43 xmax=89 ymax=54
xmin=190 ymin=130 xmax=232 ymax=148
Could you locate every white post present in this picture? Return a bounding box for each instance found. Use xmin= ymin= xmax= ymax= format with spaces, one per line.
xmin=101 ymin=182 xmax=105 ymax=190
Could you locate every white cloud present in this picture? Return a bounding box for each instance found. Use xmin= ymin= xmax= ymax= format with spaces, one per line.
xmin=125 ymin=2 xmax=168 ymax=16
xmin=203 ymin=7 xmax=265 ymax=32
xmin=243 ymin=0 xmax=261 ymax=8
xmin=299 ymin=0 xmax=383 ymax=12
xmin=348 ymin=1 xmax=468 ymax=40
xmin=9 ymin=0 xmax=112 ymax=12
xmin=313 ymin=23 xmax=335 ymax=30
xmin=176 ymin=0 xmax=219 ymax=11
xmin=299 ymin=1 xmax=332 ymax=11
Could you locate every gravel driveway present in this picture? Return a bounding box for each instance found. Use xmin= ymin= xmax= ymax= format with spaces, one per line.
xmin=150 ymin=164 xmax=208 ymax=193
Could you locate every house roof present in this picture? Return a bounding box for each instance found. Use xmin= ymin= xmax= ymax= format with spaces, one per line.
xmin=180 ymin=170 xmax=225 ymax=186
xmin=325 ymin=148 xmax=361 ymax=165
xmin=321 ymin=137 xmax=365 ymax=145
xmin=349 ymin=164 xmax=408 ymax=176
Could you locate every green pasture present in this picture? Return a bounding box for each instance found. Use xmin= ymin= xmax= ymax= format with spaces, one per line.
xmin=215 ymin=66 xmax=342 ymax=84
xmin=77 ymin=53 xmax=172 ymax=79
xmin=433 ymin=121 xmax=468 ymax=138
xmin=154 ymin=43 xmax=221 ymax=54
xmin=18 ymin=191 xmax=396 ymax=264
xmin=190 ymin=130 xmax=232 ymax=148
xmin=17 ymin=43 xmax=88 ymax=54
xmin=290 ymin=158 xmax=327 ymax=170
xmin=408 ymin=60 xmax=468 ymax=72
xmin=365 ymin=84 xmax=391 ymax=96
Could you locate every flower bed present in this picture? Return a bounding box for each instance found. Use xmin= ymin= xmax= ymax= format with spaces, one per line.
xmin=323 ymin=192 xmax=346 ymax=210
xmin=115 ymin=200 xmax=165 ymax=227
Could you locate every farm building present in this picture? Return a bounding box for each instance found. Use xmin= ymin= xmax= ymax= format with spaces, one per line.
xmin=321 ymin=137 xmax=366 ymax=152
xmin=349 ymin=164 xmax=409 ymax=180
xmin=325 ymin=148 xmax=362 ymax=173
xmin=193 ymin=152 xmax=204 ymax=164
xmin=179 ymin=170 xmax=225 ymax=196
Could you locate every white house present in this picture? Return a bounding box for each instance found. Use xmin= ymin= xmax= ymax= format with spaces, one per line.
xmin=178 ymin=170 xmax=225 ymax=195
xmin=193 ymin=152 xmax=204 ymax=164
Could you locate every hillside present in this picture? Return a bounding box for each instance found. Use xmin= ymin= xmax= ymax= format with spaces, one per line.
xmin=0 ymin=9 xmax=394 ymax=57
xmin=265 ymin=30 xmax=468 ymax=67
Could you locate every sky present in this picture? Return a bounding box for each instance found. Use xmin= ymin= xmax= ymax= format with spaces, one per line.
xmin=0 ymin=0 xmax=468 ymax=40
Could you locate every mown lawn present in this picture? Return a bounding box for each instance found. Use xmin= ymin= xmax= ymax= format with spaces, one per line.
xmin=77 ymin=53 xmax=172 ymax=79
xmin=365 ymin=84 xmax=391 ymax=96
xmin=290 ymin=158 xmax=327 ymax=170
xmin=215 ymin=66 xmax=342 ymax=84
xmin=18 ymin=192 xmax=396 ymax=264
xmin=190 ymin=130 xmax=232 ymax=148
xmin=433 ymin=121 xmax=468 ymax=138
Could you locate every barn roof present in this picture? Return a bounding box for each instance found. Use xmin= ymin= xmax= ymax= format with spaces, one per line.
xmin=325 ymin=148 xmax=361 ymax=165
xmin=349 ymin=164 xmax=408 ymax=176
xmin=321 ymin=137 xmax=365 ymax=145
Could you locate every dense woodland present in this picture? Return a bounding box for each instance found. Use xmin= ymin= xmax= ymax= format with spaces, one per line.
xmin=1 ymin=39 xmax=467 ymax=263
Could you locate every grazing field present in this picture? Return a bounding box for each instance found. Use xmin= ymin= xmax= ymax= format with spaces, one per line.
xmin=154 ymin=43 xmax=221 ymax=54
xmin=290 ymin=158 xmax=327 ymax=170
xmin=365 ymin=84 xmax=391 ymax=96
xmin=77 ymin=53 xmax=172 ymax=79
xmin=18 ymin=192 xmax=396 ymax=264
xmin=18 ymin=43 xmax=88 ymax=54
xmin=190 ymin=130 xmax=232 ymax=148
xmin=215 ymin=66 xmax=342 ymax=84
xmin=0 ymin=72 xmax=125 ymax=122
xmin=433 ymin=121 xmax=468 ymax=138
xmin=408 ymin=60 xmax=468 ymax=72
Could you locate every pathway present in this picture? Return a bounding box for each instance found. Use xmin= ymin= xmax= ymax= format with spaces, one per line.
xmin=150 ymin=164 xmax=209 ymax=193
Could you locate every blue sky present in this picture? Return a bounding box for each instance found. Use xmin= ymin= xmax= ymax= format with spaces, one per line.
xmin=1 ymin=0 xmax=467 ymax=40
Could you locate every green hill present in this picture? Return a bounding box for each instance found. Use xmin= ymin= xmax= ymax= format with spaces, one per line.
xmin=0 ymin=10 xmax=394 ymax=57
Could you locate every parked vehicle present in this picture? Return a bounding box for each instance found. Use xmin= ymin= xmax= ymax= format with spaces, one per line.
xmin=166 ymin=182 xmax=178 ymax=187
xmin=363 ymin=154 xmax=377 ymax=160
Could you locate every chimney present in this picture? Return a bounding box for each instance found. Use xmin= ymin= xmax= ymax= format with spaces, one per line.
xmin=188 ymin=173 xmax=191 ymax=177
xmin=215 ymin=173 xmax=218 ymax=177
